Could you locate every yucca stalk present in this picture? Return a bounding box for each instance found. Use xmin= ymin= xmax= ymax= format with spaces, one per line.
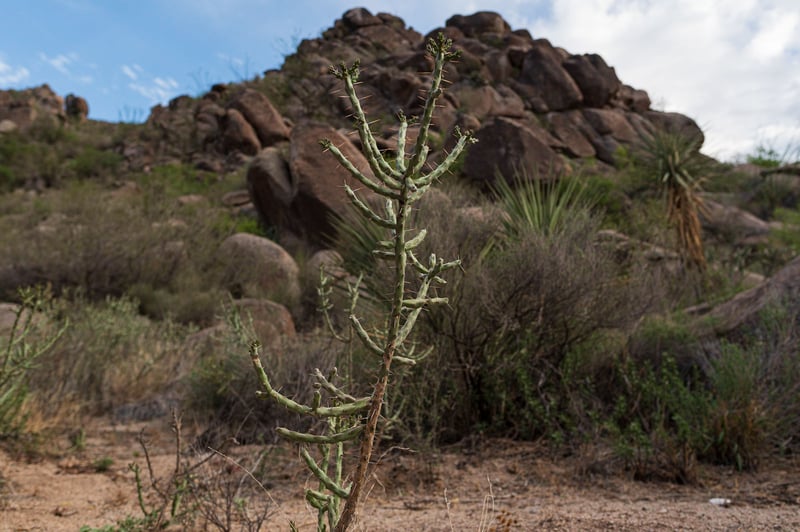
xmin=641 ymin=131 xmax=707 ymax=270
xmin=250 ymin=33 xmax=473 ymax=531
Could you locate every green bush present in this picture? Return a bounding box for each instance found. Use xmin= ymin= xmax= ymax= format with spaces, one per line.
xmin=68 ymin=147 xmax=123 ymax=179
xmin=389 ymin=182 xmax=655 ymax=443
xmin=606 ymin=355 xmax=710 ymax=482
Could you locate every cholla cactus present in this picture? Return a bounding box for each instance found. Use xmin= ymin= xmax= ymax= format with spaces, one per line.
xmin=249 ymin=33 xmax=474 ymax=531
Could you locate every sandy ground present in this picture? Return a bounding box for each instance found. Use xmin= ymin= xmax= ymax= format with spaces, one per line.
xmin=1 ymin=417 xmax=799 ymax=531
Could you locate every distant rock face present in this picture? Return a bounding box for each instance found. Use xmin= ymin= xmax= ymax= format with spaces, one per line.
xmin=230 ymin=89 xmax=290 ymax=147
xmin=65 ymin=94 xmax=89 ymax=121
xmin=0 ymin=84 xmax=64 ymax=130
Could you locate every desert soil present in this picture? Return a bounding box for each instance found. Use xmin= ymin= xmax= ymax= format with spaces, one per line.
xmin=1 ymin=417 xmax=799 ymax=531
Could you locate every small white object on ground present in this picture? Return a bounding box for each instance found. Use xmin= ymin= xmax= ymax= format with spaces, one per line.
xmin=709 ymin=498 xmax=732 ymax=507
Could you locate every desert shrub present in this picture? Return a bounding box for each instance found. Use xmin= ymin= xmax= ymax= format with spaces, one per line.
xmin=627 ymin=314 xmax=709 ymax=378
xmin=0 ymin=179 xmax=230 ymax=323
xmin=0 ymin=286 xmax=67 ymax=435
xmin=67 ymin=146 xmax=123 ymax=179
xmin=607 ymin=297 xmax=800 ymax=475
xmin=723 ymin=301 xmax=800 ymax=457
xmin=606 ymin=355 xmax=710 ymax=483
xmin=395 ymin=194 xmax=655 ymax=443
xmin=26 ymin=294 xmax=193 ymax=420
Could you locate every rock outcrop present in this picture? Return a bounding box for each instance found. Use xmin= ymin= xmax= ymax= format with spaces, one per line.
xmin=693 ymin=255 xmax=800 ymax=337
xmin=0 ymin=84 xmax=65 ymax=131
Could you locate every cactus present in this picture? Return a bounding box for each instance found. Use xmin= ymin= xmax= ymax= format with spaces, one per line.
xmin=249 ymin=33 xmax=474 ymax=531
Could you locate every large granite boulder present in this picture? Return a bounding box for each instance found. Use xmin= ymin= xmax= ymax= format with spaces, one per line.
xmin=288 ymin=122 xmax=378 ymax=243
xmin=463 ymin=117 xmax=565 ymax=187
xmin=562 ymin=54 xmax=621 ymax=108
xmin=216 ymin=233 xmax=300 ymax=303
xmin=230 ymin=89 xmax=290 ymax=147
xmin=221 ymin=108 xmax=260 ymax=156
xmin=518 ymin=39 xmax=583 ymax=112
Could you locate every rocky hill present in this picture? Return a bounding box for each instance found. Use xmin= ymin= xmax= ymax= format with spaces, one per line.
xmin=1 ymin=8 xmax=707 ymax=242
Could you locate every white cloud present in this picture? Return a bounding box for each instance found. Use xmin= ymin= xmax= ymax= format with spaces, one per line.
xmin=121 ymin=64 xmax=139 ymax=80
xmin=39 ymin=51 xmax=93 ymax=84
xmin=40 ymin=52 xmax=79 ymax=75
xmin=129 ymin=76 xmax=180 ymax=103
xmin=0 ymin=59 xmax=30 ymax=84
xmin=216 ymin=53 xmax=244 ymax=67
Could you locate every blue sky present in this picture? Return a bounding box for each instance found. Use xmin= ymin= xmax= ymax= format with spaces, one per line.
xmin=1 ymin=0 xmax=798 ymax=161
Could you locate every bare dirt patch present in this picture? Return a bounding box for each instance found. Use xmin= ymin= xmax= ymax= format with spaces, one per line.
xmin=1 ymin=418 xmax=798 ymax=531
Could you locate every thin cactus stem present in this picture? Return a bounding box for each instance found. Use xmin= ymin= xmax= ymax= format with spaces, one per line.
xmin=301 ymin=446 xmax=350 ymax=499
xmin=276 ymin=425 xmax=363 ymax=444
xmin=250 ymin=343 xmax=369 ymax=417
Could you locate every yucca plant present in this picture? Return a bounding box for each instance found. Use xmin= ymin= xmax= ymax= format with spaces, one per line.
xmin=491 ymin=171 xmax=594 ymax=241
xmin=639 ymin=131 xmax=708 ymax=270
xmin=249 ymin=34 xmax=473 ymax=531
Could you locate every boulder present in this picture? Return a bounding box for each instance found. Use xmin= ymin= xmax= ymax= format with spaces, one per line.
xmin=546 ymin=112 xmax=596 ymax=158
xmin=445 ymin=11 xmax=511 ymax=37
xmin=582 ymin=108 xmax=638 ymax=144
xmin=288 ymin=122 xmax=377 ymax=243
xmin=463 ymin=117 xmax=565 ymax=187
xmin=235 ymin=298 xmax=296 ymax=346
xmin=217 ymin=233 xmax=300 ymax=303
xmin=195 ymin=100 xmax=225 ymax=147
xmin=221 ymin=108 xmax=260 ymax=155
xmin=64 ymin=94 xmax=89 ymax=121
xmin=0 ymin=119 xmax=17 ymax=133
xmin=562 ymin=54 xmax=621 ymax=108
xmin=644 ymin=111 xmax=704 ymax=146
xmin=694 ymin=255 xmax=800 ymax=336
xmin=247 ymin=145 xmax=297 ymax=229
xmin=0 ymin=84 xmax=64 ymax=130
xmin=518 ymin=40 xmax=583 ymax=111
xmin=700 ymin=199 xmax=771 ymax=244
xmin=341 ymin=7 xmax=383 ymax=28
xmin=230 ymin=89 xmax=289 ymax=147
xmin=486 ymin=49 xmax=513 ymax=83
xmin=617 ymin=84 xmax=651 ymax=112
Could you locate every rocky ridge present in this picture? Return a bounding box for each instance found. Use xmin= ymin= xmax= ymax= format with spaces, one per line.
xmin=1 ymin=8 xmax=705 ymax=246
